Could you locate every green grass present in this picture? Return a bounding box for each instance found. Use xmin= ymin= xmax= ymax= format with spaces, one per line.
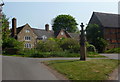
xmin=3 ymin=52 xmax=106 ymax=58
xmin=44 ymin=59 xmax=120 ymax=80
xmin=2 ymin=54 xmax=23 ymax=57
xmin=105 ymin=48 xmax=120 ymax=53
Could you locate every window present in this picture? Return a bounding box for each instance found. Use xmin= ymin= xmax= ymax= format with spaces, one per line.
xmin=61 ymin=32 xmax=64 ymax=35
xmin=25 ymin=29 xmax=30 ymax=33
xmin=42 ymin=35 xmax=47 ymax=40
xmin=25 ymin=43 xmax=32 ymax=48
xmin=24 ymin=36 xmax=31 ymax=41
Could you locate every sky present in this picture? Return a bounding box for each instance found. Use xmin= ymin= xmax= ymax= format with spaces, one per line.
xmin=2 ymin=1 xmax=118 ymax=30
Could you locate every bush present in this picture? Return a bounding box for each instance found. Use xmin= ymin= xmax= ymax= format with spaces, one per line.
xmin=3 ymin=38 xmax=24 ymax=54
xmin=59 ymin=38 xmax=80 ymax=53
xmin=105 ymin=48 xmax=120 ymax=53
xmin=86 ymin=42 xmax=96 ymax=52
xmin=36 ymin=40 xmax=62 ymax=52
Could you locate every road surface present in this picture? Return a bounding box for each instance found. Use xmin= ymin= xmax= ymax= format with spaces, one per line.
xmin=2 ymin=56 xmax=81 ymax=80
xmin=2 ymin=54 xmax=119 ymax=80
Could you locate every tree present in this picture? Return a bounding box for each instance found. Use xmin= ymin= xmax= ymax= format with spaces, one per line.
xmin=2 ymin=14 xmax=10 ymax=41
xmin=52 ymin=14 xmax=78 ymax=34
xmin=86 ymin=24 xmax=108 ymax=52
xmin=1 ymin=14 xmax=24 ymax=54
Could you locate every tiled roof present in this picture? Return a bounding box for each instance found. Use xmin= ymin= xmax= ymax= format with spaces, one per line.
xmin=69 ymin=33 xmax=80 ymax=40
xmin=16 ymin=24 xmax=79 ymax=40
xmin=16 ymin=25 xmax=25 ymax=34
xmin=94 ymin=12 xmax=120 ymax=28
xmin=32 ymin=28 xmax=54 ymax=39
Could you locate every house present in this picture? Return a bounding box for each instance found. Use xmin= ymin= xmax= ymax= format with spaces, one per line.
xmin=11 ymin=18 xmax=79 ymax=48
xmin=88 ymin=12 xmax=120 ymax=49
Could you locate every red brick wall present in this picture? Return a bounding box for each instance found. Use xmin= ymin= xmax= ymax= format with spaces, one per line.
xmin=103 ymin=28 xmax=120 ymax=49
xmin=57 ymin=30 xmax=69 ymax=39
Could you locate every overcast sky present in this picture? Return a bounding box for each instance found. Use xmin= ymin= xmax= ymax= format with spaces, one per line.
xmin=3 ymin=1 xmax=118 ymax=30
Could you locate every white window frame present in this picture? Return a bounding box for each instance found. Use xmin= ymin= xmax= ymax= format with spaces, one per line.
xmin=42 ymin=35 xmax=47 ymax=40
xmin=25 ymin=29 xmax=30 ymax=33
xmin=24 ymin=36 xmax=31 ymax=41
xmin=61 ymin=32 xmax=64 ymax=35
xmin=25 ymin=43 xmax=32 ymax=48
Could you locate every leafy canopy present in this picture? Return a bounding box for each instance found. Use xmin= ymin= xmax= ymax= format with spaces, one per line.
xmin=1 ymin=14 xmax=24 ymax=54
xmin=86 ymin=24 xmax=108 ymax=52
xmin=52 ymin=14 xmax=78 ymax=34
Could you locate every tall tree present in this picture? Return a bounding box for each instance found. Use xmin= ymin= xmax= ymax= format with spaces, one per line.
xmin=52 ymin=14 xmax=78 ymax=34
xmin=1 ymin=14 xmax=24 ymax=54
xmin=86 ymin=24 xmax=108 ymax=52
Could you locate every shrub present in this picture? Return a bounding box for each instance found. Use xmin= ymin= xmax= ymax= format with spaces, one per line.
xmin=86 ymin=42 xmax=96 ymax=52
xmin=3 ymin=38 xmax=24 ymax=54
xmin=36 ymin=40 xmax=62 ymax=52
xmin=59 ymin=38 xmax=80 ymax=53
xmin=105 ymin=48 xmax=120 ymax=53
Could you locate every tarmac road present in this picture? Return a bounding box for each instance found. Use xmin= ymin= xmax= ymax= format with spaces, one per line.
xmin=2 ymin=56 xmax=81 ymax=80
xmin=2 ymin=54 xmax=119 ymax=80
xmin=2 ymin=56 xmax=59 ymax=80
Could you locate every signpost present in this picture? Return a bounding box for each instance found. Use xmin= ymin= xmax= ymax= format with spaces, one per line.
xmin=80 ymin=23 xmax=86 ymax=61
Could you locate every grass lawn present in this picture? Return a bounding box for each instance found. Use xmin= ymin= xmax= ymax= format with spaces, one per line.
xmin=44 ymin=59 xmax=120 ymax=80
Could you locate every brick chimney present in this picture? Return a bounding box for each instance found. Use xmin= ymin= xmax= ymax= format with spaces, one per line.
xmin=45 ymin=24 xmax=49 ymax=31
xmin=12 ymin=18 xmax=17 ymax=37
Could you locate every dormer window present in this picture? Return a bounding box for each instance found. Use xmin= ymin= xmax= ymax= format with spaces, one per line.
xmin=25 ymin=29 xmax=30 ymax=33
xmin=61 ymin=32 xmax=64 ymax=35
xmin=42 ymin=35 xmax=47 ymax=40
xmin=24 ymin=36 xmax=31 ymax=41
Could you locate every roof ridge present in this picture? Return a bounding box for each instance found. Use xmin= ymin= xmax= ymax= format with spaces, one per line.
xmin=94 ymin=12 xmax=119 ymax=15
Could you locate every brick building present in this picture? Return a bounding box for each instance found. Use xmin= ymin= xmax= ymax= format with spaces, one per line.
xmin=88 ymin=12 xmax=120 ymax=49
xmin=11 ymin=18 xmax=79 ymax=48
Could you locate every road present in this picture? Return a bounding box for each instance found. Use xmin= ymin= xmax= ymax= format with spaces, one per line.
xmin=2 ymin=56 xmax=80 ymax=80
xmin=100 ymin=53 xmax=119 ymax=60
xmin=2 ymin=54 xmax=119 ymax=80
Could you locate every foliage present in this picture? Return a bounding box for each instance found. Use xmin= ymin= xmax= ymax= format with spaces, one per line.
xmin=0 ymin=14 xmax=10 ymax=47
xmin=86 ymin=24 xmax=108 ymax=52
xmin=86 ymin=42 xmax=96 ymax=52
xmin=105 ymin=48 xmax=120 ymax=53
xmin=52 ymin=14 xmax=78 ymax=34
xmin=3 ymin=38 xmax=24 ymax=54
xmin=17 ymin=48 xmax=104 ymax=58
xmin=58 ymin=38 xmax=80 ymax=53
xmin=44 ymin=59 xmax=120 ymax=80
xmin=1 ymin=14 xmax=24 ymax=54
xmin=36 ymin=39 xmax=62 ymax=52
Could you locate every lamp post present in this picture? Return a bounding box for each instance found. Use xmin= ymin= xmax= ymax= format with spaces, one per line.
xmin=80 ymin=23 xmax=86 ymax=61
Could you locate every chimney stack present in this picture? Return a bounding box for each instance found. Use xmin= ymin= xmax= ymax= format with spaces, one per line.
xmin=45 ymin=24 xmax=49 ymax=31
xmin=12 ymin=18 xmax=17 ymax=37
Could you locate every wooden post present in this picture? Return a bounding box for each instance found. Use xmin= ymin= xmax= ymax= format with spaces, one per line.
xmin=80 ymin=23 xmax=86 ymax=61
